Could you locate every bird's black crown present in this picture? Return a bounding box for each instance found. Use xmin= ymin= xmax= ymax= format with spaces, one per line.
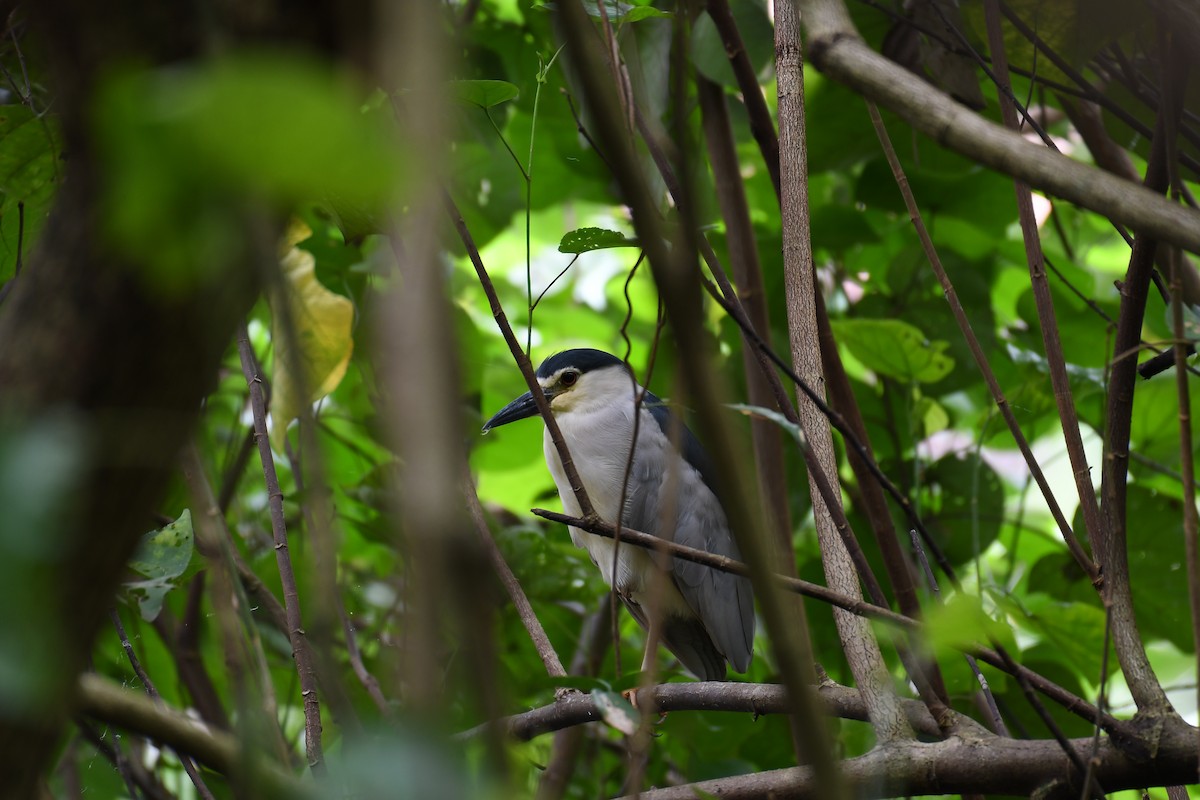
xmin=536 ymin=348 xmax=628 ymax=379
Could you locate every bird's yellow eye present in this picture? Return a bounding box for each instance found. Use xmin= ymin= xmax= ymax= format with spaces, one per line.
xmin=560 ymin=370 xmax=579 ymax=387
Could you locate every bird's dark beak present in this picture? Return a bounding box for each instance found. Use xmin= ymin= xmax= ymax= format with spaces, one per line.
xmin=482 ymin=390 xmax=543 ymax=433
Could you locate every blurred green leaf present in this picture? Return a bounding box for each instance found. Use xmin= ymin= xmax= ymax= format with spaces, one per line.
xmin=452 ymin=79 xmax=520 ymax=109
xmin=95 ymin=52 xmax=404 ymax=289
xmin=592 ymin=689 xmax=640 ymax=735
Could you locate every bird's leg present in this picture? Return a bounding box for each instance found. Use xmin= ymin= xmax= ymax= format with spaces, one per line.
xmin=639 ymin=631 xmax=658 ymax=675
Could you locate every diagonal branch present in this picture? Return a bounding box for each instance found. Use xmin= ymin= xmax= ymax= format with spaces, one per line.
xmin=864 ymin=100 xmax=1098 ymax=585
xmin=796 ymin=0 xmax=1200 ymax=256
xmin=533 ymin=507 xmax=1116 ymax=729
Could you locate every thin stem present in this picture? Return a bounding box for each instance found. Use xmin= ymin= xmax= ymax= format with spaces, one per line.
xmin=110 ymin=610 xmax=216 ymax=800
xmin=464 ymin=466 xmax=567 ymax=679
xmin=865 ymin=100 xmax=1098 ymax=584
xmin=445 ymin=189 xmax=595 ymax=519
xmin=236 ymin=325 xmax=325 ymax=773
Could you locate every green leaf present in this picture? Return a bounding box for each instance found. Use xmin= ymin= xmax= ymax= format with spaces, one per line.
xmin=923 ymin=453 xmax=1005 ymax=566
xmin=728 ymin=403 xmax=804 ymax=444
xmin=623 ymin=6 xmax=672 ymax=21
xmin=129 ymin=510 xmax=194 ymax=580
xmin=923 ymin=594 xmax=1007 ymax=659
xmin=125 ymin=510 xmax=194 ymax=621
xmin=542 ymin=1 xmax=670 ymax=21
xmin=831 ymin=318 xmax=954 ymax=383
xmin=452 ymin=80 xmax=520 ymax=109
xmin=592 ymin=690 xmax=640 ymax=735
xmin=95 ymin=53 xmax=405 ymax=289
xmin=558 ymin=227 xmax=638 ymax=253
xmin=0 ymin=106 xmax=61 ymax=285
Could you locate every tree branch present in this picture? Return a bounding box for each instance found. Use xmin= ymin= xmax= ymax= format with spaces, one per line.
xmin=471 ymin=680 xmax=961 ymax=742
xmin=617 ymin=719 xmax=1199 ymax=800
xmin=76 ymin=674 xmax=309 ymax=799
xmin=796 ymin=0 xmax=1200 ymax=256
xmin=237 ymin=325 xmax=326 ymax=771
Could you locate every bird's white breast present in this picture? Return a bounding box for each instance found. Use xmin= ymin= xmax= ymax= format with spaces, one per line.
xmin=541 ymin=400 xmax=673 ymax=598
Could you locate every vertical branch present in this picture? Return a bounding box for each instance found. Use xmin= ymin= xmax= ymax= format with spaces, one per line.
xmin=696 ymin=76 xmax=792 ymax=554
xmin=381 ymin=5 xmax=507 ymax=774
xmin=110 ymin=610 xmax=216 ymax=800
xmin=1157 ymin=22 xmax=1200 ymax=721
xmin=983 ymin=0 xmax=1172 ymax=716
xmin=864 ymin=101 xmax=1098 ymax=583
xmin=555 ymin=1 xmax=847 ymax=796
xmin=236 ymin=327 xmax=325 ymax=772
xmin=775 ymin=0 xmax=910 ymax=744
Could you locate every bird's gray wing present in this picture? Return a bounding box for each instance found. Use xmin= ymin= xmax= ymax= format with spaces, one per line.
xmin=620 ymin=398 xmax=756 ymax=674
xmin=617 ymin=593 xmax=726 ymax=680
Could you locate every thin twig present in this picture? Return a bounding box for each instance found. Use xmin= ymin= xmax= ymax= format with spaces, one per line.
xmin=865 ymin=100 xmax=1098 ymax=584
xmin=905 ymin=531 xmax=1008 ymax=737
xmin=337 ymin=601 xmax=391 ymax=716
xmin=464 ymin=466 xmax=567 ymax=679
xmin=444 ymin=191 xmax=596 ymax=520
xmin=110 ymin=610 xmax=216 ymax=800
xmin=983 ymin=0 xmax=1106 ymax=578
xmin=75 ymin=719 xmax=155 ymax=800
xmin=236 ymin=325 xmax=325 ymax=773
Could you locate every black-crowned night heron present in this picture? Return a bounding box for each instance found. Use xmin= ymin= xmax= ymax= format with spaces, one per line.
xmin=483 ymin=349 xmax=754 ymax=680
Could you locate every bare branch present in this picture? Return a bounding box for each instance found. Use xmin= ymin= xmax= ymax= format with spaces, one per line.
xmin=77 ymin=674 xmax=309 ymax=798
xmin=471 ymin=680 xmax=961 ymax=742
xmin=237 ymin=325 xmax=326 ymax=771
xmin=796 ymin=0 xmax=1200 ymax=255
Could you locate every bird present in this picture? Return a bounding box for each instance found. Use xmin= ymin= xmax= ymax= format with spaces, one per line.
xmin=482 ymin=348 xmax=754 ymax=680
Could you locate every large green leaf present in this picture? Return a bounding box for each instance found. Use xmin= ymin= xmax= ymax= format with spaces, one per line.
xmin=831 ymin=318 xmax=955 ymax=383
xmin=451 ymin=79 xmax=520 ymax=109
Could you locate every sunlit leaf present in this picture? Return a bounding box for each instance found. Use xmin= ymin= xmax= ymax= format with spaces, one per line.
xmin=923 ymin=594 xmax=1007 ymax=659
xmin=558 ymin=227 xmax=638 ymax=253
xmin=270 ymin=219 xmax=355 ymax=449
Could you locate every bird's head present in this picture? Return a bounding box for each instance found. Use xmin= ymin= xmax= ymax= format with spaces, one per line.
xmin=482 ymin=349 xmax=632 ymax=432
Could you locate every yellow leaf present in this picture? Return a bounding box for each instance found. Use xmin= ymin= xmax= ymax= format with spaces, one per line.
xmin=269 ymin=220 xmax=354 ymax=449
